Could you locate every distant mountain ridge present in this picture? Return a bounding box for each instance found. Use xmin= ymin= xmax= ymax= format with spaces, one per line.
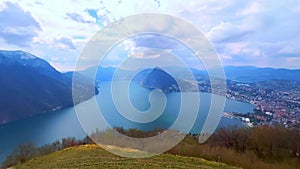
xmin=222 ymin=66 xmax=300 ymax=83
xmin=83 ymin=65 xmax=300 ymax=83
xmin=0 ymin=50 xmax=96 ymax=123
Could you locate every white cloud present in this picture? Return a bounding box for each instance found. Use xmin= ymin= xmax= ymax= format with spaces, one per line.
xmin=128 ymin=48 xmax=161 ymax=59
xmin=0 ymin=2 xmax=41 ymax=47
xmin=238 ymin=2 xmax=264 ymax=16
xmin=122 ymin=39 xmax=136 ymax=51
xmin=206 ymin=22 xmax=252 ymax=43
xmin=0 ymin=0 xmax=300 ymax=70
xmin=53 ymin=36 xmax=77 ymax=50
xmin=285 ymin=57 xmax=300 ymax=69
xmin=286 ymin=57 xmax=300 ymax=63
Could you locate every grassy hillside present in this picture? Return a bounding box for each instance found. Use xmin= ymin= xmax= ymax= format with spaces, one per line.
xmin=13 ymin=144 xmax=239 ymax=169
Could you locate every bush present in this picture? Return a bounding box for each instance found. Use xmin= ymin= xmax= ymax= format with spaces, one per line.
xmin=1 ymin=137 xmax=83 ymax=168
xmin=2 ymin=143 xmax=37 ymax=168
xmin=2 ymin=126 xmax=300 ymax=169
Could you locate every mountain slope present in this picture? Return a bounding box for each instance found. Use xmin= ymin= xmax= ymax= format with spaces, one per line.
xmin=82 ymin=65 xmax=300 ymax=83
xmin=133 ymin=67 xmax=179 ymax=92
xmin=0 ymin=50 xmax=96 ymax=123
xmin=15 ymin=144 xmax=238 ymax=169
xmin=222 ymin=66 xmax=300 ymax=82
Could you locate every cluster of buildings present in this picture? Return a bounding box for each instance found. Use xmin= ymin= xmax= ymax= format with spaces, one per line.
xmin=183 ymin=76 xmax=300 ymax=129
xmin=225 ymin=80 xmax=300 ymax=129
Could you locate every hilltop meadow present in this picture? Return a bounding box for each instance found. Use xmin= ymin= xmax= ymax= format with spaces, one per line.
xmin=2 ymin=125 xmax=300 ymax=169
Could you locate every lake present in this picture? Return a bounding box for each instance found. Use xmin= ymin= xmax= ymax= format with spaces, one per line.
xmin=0 ymin=81 xmax=255 ymax=164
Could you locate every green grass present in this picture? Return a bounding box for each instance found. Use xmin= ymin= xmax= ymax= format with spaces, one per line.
xmin=13 ymin=144 xmax=240 ymax=169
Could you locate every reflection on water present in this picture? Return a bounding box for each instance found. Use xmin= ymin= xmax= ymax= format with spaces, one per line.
xmin=0 ymin=81 xmax=255 ymax=163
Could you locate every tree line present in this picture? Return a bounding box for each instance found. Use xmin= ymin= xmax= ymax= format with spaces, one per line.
xmin=2 ymin=125 xmax=300 ymax=169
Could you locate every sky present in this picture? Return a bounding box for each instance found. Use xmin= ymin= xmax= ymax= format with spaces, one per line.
xmin=0 ymin=0 xmax=300 ymax=71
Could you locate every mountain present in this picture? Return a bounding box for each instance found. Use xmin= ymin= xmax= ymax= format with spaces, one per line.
xmin=80 ymin=65 xmax=300 ymax=90
xmin=221 ymin=66 xmax=300 ymax=82
xmin=80 ymin=66 xmax=132 ymax=81
xmin=133 ymin=67 xmax=179 ymax=92
xmin=80 ymin=66 xmax=117 ymax=81
xmin=80 ymin=66 xmax=200 ymax=92
xmin=80 ymin=66 xmax=206 ymax=82
xmin=167 ymin=66 xmax=300 ymax=83
xmin=0 ymin=50 xmax=96 ymax=123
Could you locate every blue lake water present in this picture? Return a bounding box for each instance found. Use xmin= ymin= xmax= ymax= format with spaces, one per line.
xmin=0 ymin=81 xmax=255 ymax=164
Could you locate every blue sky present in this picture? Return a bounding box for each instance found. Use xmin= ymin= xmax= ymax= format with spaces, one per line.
xmin=0 ymin=0 xmax=300 ymax=71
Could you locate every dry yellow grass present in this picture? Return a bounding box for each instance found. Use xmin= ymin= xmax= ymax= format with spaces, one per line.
xmin=14 ymin=144 xmax=240 ymax=169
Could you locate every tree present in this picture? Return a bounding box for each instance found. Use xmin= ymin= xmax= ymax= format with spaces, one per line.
xmin=2 ymin=143 xmax=37 ymax=168
xmin=62 ymin=137 xmax=78 ymax=149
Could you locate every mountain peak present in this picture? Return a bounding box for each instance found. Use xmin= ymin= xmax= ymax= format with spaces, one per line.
xmin=0 ymin=50 xmax=37 ymax=60
xmin=133 ymin=67 xmax=179 ymax=92
xmin=17 ymin=50 xmax=37 ymax=60
xmin=153 ymin=66 xmax=163 ymax=70
xmin=0 ymin=50 xmax=57 ymax=74
xmin=0 ymin=50 xmax=96 ymax=123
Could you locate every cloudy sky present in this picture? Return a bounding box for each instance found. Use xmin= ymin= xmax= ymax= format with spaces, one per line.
xmin=0 ymin=0 xmax=300 ymax=71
